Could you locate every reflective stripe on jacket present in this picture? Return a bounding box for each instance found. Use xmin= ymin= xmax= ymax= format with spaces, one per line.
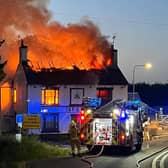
xmin=69 ymin=125 xmax=79 ymax=140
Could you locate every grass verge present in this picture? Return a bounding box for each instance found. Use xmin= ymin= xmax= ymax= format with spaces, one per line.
xmin=0 ymin=135 xmax=70 ymax=163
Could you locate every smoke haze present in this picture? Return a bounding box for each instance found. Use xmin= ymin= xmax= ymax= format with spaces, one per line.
xmin=0 ymin=0 xmax=112 ymax=78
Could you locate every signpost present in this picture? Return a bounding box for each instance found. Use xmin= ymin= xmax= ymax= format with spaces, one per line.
xmin=16 ymin=114 xmax=23 ymax=128
xmin=16 ymin=114 xmax=23 ymax=142
xmin=23 ymin=114 xmax=40 ymax=129
xmin=15 ymin=114 xmax=40 ymax=141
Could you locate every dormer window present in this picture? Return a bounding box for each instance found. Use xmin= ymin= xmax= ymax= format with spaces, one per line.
xmin=41 ymin=88 xmax=59 ymax=105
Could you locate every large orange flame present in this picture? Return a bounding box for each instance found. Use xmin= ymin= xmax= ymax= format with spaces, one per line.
xmin=0 ymin=0 xmax=112 ymax=78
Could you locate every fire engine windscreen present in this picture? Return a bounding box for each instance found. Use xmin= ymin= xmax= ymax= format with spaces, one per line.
xmin=93 ymin=118 xmax=112 ymax=145
xmin=82 ymin=97 xmax=101 ymax=108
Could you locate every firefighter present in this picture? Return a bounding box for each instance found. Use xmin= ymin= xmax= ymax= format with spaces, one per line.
xmin=68 ymin=119 xmax=81 ymax=157
xmin=143 ymin=125 xmax=150 ymax=141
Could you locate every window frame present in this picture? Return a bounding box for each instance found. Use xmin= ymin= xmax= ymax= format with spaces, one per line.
xmin=42 ymin=113 xmax=59 ymax=132
xmin=41 ymin=88 xmax=59 ymax=106
xmin=96 ymin=88 xmax=113 ymax=105
xmin=70 ymin=88 xmax=84 ymax=106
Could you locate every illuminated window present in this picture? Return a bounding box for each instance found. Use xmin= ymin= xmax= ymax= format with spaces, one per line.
xmin=14 ymin=89 xmax=17 ymax=103
xmin=41 ymin=89 xmax=59 ymax=105
xmin=96 ymin=88 xmax=112 ymax=105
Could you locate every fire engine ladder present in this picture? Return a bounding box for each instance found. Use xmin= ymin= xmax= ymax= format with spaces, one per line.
xmin=112 ymin=118 xmax=119 ymax=145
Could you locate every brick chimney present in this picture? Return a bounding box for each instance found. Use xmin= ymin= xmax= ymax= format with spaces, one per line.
xmin=19 ymin=39 xmax=27 ymax=63
xmin=111 ymin=44 xmax=118 ymax=68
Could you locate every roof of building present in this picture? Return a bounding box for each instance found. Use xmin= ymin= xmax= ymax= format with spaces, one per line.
xmin=22 ymin=62 xmax=128 ymax=86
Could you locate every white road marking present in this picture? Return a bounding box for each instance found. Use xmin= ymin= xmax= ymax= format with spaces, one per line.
xmin=160 ymin=151 xmax=168 ymax=168
xmin=152 ymin=150 xmax=168 ymax=168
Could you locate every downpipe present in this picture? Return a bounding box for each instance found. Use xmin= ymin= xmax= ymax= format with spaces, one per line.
xmin=81 ymin=144 xmax=105 ymax=168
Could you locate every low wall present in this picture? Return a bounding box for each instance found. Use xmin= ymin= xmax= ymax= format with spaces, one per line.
xmin=0 ymin=116 xmax=15 ymax=133
xmin=40 ymin=133 xmax=70 ymax=144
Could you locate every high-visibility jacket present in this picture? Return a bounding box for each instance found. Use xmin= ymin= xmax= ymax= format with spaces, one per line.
xmin=69 ymin=121 xmax=79 ymax=140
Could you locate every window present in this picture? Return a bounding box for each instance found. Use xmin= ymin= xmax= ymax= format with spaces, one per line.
xmin=42 ymin=114 xmax=59 ymax=132
xmin=41 ymin=88 xmax=59 ymax=105
xmin=96 ymin=88 xmax=112 ymax=105
xmin=70 ymin=88 xmax=84 ymax=105
xmin=14 ymin=89 xmax=16 ymax=103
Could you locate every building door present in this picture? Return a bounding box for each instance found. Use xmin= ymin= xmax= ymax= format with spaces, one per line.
xmin=42 ymin=113 xmax=59 ymax=133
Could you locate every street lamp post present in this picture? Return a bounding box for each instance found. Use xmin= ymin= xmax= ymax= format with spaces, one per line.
xmin=132 ymin=63 xmax=152 ymax=100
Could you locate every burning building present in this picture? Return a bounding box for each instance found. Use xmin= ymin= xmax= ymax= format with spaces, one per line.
xmin=0 ymin=0 xmax=128 ymax=134
xmin=5 ymin=41 xmax=128 ymax=134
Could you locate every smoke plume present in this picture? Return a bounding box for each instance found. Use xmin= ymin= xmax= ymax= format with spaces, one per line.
xmin=0 ymin=0 xmax=112 ymax=78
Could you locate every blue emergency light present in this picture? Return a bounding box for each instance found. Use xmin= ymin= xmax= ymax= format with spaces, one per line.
xmin=119 ymin=110 xmax=128 ymax=120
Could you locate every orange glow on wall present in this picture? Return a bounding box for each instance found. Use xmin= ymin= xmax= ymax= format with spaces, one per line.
xmin=14 ymin=89 xmax=16 ymax=103
xmin=0 ymin=82 xmax=11 ymax=114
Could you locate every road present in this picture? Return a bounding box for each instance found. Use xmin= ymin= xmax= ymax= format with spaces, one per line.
xmin=94 ymin=138 xmax=168 ymax=168
xmin=29 ymin=137 xmax=168 ymax=168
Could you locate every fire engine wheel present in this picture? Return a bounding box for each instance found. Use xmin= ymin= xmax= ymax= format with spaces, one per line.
xmin=87 ymin=145 xmax=101 ymax=154
xmin=87 ymin=145 xmax=96 ymax=153
xmin=87 ymin=145 xmax=92 ymax=151
xmin=135 ymin=143 xmax=142 ymax=151
xmin=127 ymin=145 xmax=134 ymax=153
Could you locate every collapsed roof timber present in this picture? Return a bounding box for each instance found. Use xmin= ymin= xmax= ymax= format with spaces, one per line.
xmin=23 ymin=61 xmax=128 ymax=85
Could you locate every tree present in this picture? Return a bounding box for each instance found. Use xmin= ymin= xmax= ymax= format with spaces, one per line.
xmin=129 ymin=83 xmax=168 ymax=106
xmin=0 ymin=60 xmax=7 ymax=81
xmin=0 ymin=40 xmax=7 ymax=82
xmin=0 ymin=39 xmax=7 ymax=136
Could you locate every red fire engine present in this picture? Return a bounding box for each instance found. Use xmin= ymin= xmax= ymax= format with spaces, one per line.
xmin=79 ymin=98 xmax=148 ymax=152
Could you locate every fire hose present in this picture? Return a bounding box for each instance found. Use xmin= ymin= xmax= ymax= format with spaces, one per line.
xmin=81 ymin=144 xmax=105 ymax=168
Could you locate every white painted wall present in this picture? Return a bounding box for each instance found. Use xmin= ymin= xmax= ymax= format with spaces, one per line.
xmin=28 ymin=85 xmax=41 ymax=113
xmin=19 ymin=81 xmax=128 ymax=133
xmin=112 ymin=85 xmax=128 ymax=101
xmin=13 ymin=65 xmax=27 ymax=114
xmin=59 ymin=85 xmax=96 ymax=105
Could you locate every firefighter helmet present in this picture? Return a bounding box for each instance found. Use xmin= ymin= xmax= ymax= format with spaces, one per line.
xmin=71 ymin=120 xmax=76 ymax=127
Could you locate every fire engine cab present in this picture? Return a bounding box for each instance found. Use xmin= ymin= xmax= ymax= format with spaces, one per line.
xmin=79 ymin=98 xmax=148 ymax=152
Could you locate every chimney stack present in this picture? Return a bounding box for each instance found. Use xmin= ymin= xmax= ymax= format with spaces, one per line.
xmin=19 ymin=39 xmax=27 ymax=63
xmin=111 ymin=44 xmax=118 ymax=68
